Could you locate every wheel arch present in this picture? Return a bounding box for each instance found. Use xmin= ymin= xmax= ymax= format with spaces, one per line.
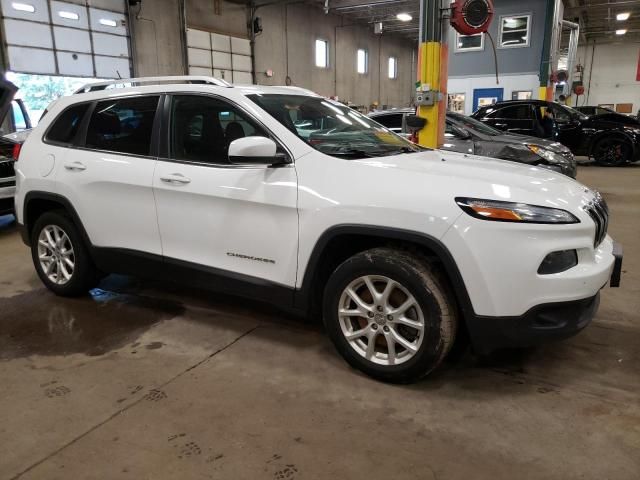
xmin=588 ymin=130 xmax=637 ymax=159
xmin=294 ymin=225 xmax=475 ymax=325
xmin=22 ymin=191 xmax=91 ymax=248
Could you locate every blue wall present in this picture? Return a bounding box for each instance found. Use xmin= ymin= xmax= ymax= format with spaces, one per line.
xmin=447 ymin=0 xmax=548 ymax=78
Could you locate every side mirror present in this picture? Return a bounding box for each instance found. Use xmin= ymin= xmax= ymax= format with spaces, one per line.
xmin=228 ymin=136 xmax=288 ymax=166
xmin=406 ymin=114 xmax=427 ymax=132
xmin=454 ymin=126 xmax=472 ymax=139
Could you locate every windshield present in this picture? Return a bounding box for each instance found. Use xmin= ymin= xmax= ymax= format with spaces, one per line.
xmin=247 ymin=94 xmax=422 ymax=158
xmin=447 ymin=112 xmax=502 ymax=136
xmin=562 ymin=105 xmax=589 ymax=120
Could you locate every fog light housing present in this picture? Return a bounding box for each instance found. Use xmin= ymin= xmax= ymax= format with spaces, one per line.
xmin=538 ymin=250 xmax=578 ymax=275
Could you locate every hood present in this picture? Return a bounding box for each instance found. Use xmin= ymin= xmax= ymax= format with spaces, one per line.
xmin=587 ymin=113 xmax=640 ymax=126
xmin=0 ymin=79 xmax=17 ymax=128
xmin=361 ymin=149 xmax=591 ymax=208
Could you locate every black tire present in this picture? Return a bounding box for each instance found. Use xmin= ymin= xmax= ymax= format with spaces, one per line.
xmin=592 ymin=137 xmax=633 ymax=166
xmin=323 ymin=247 xmax=457 ymax=383
xmin=30 ymin=211 xmax=99 ymax=296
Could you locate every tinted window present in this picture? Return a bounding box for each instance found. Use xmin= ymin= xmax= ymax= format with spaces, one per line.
xmin=496 ymin=105 xmax=532 ymax=120
xmin=86 ymin=96 xmax=159 ymax=156
xmin=46 ymin=103 xmax=91 ymax=145
xmin=170 ymin=95 xmax=266 ymax=164
xmin=373 ymin=113 xmax=403 ymax=130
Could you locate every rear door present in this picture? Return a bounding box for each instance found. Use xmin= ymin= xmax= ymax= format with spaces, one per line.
xmin=152 ymin=93 xmax=298 ymax=290
xmin=54 ymin=95 xmax=162 ymax=254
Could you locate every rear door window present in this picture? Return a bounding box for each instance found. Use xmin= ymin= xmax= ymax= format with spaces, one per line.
xmin=85 ymin=96 xmax=159 ymax=156
xmin=45 ymin=103 xmax=91 ymax=145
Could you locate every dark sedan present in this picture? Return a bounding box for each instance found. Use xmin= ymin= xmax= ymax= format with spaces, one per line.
xmin=368 ymin=109 xmax=576 ymax=177
xmin=471 ymin=100 xmax=640 ymax=166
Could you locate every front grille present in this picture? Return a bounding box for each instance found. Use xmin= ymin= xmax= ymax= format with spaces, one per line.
xmin=584 ymin=193 xmax=609 ymax=247
xmin=0 ymin=159 xmax=15 ymax=180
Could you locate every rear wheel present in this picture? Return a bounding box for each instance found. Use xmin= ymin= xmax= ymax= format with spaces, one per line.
xmin=592 ymin=137 xmax=633 ymax=166
xmin=323 ymin=248 xmax=457 ymax=383
xmin=31 ymin=211 xmax=99 ymax=296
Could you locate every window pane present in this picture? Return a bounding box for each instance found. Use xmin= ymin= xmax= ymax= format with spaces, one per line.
xmin=357 ymin=49 xmax=367 ymax=74
xmin=501 ymin=16 xmax=529 ymax=46
xmin=86 ymin=96 xmax=159 ymax=156
xmin=315 ymin=39 xmax=328 ymax=68
xmin=497 ymin=105 xmax=532 ymax=120
xmin=12 ymin=102 xmax=26 ymax=130
xmin=374 ymin=113 xmax=402 ymax=129
xmin=388 ymin=57 xmax=397 ymax=79
xmin=170 ymin=95 xmax=266 ymax=164
xmin=457 ymin=34 xmax=483 ymax=50
xmin=46 ymin=103 xmax=90 ymax=144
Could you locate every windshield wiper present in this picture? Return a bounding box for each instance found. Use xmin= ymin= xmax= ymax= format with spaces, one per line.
xmin=321 ymin=147 xmax=379 ymax=158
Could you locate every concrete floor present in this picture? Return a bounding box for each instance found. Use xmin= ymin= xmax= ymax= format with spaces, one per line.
xmin=1 ymin=164 xmax=638 ymax=480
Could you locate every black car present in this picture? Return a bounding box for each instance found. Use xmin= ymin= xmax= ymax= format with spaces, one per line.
xmin=471 ymin=100 xmax=640 ymax=166
xmin=368 ymin=109 xmax=576 ymax=177
xmin=574 ymin=106 xmax=640 ymax=127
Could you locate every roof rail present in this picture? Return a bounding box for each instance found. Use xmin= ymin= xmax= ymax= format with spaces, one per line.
xmin=73 ymin=76 xmax=232 ymax=94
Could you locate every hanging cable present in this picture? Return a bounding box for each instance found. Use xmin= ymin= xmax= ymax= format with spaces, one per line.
xmin=485 ymin=31 xmax=499 ymax=84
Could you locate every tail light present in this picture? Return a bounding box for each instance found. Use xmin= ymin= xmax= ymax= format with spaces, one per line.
xmin=12 ymin=143 xmax=21 ymax=161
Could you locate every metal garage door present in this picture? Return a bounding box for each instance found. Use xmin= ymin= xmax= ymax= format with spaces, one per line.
xmin=0 ymin=0 xmax=132 ymax=78
xmin=186 ymin=28 xmax=252 ymax=84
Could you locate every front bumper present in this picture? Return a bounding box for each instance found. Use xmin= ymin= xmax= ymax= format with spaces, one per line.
xmin=467 ymin=293 xmax=600 ymax=354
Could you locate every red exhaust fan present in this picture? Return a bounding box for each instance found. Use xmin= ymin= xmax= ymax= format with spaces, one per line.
xmin=450 ymin=0 xmax=494 ymax=35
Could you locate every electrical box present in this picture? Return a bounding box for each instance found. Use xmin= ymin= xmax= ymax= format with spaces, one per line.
xmin=416 ymin=90 xmax=437 ymax=106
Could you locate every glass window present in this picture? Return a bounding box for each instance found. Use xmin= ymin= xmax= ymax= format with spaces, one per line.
xmin=85 ymin=96 xmax=159 ymax=156
xmin=357 ymin=49 xmax=368 ymax=74
xmin=169 ymin=95 xmax=267 ymax=164
xmin=372 ymin=113 xmax=403 ymax=131
xmin=248 ymin=94 xmax=421 ymax=159
xmin=12 ymin=101 xmax=27 ymax=130
xmin=46 ymin=103 xmax=90 ymax=145
xmin=388 ymin=57 xmax=397 ymax=79
xmin=512 ymin=90 xmax=533 ymax=100
xmin=500 ymin=15 xmax=531 ymax=48
xmin=495 ymin=105 xmax=532 ymax=120
xmin=315 ymin=39 xmax=328 ymax=68
xmin=456 ymin=33 xmax=484 ymax=52
xmin=447 ymin=112 xmax=502 ymax=136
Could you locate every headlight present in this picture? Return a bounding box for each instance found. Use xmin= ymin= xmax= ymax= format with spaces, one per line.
xmin=455 ymin=198 xmax=579 ymax=224
xmin=526 ymin=144 xmax=568 ymax=164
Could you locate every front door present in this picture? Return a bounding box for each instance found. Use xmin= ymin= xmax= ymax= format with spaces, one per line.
xmin=472 ymin=88 xmax=504 ymax=112
xmin=153 ymin=94 xmax=299 ymax=290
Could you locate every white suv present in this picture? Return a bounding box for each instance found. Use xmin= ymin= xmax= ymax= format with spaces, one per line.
xmin=14 ymin=77 xmax=623 ymax=383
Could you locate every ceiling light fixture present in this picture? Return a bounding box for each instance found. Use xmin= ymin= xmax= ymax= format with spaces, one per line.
xmin=616 ymin=12 xmax=630 ymax=21
xmin=396 ymin=13 xmax=412 ymax=22
xmin=615 ymin=28 xmax=627 ymax=35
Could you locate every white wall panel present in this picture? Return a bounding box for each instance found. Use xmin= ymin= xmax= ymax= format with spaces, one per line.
xmin=57 ymin=51 xmax=93 ymax=76
xmin=94 ymin=55 xmax=128 ymax=78
xmin=8 ymin=46 xmax=56 ymax=73
xmin=51 ymin=1 xmax=89 ymax=28
xmin=232 ymin=54 xmax=251 ymax=72
xmin=3 ymin=19 xmax=53 ymax=48
xmin=0 ymin=0 xmax=49 ymax=22
xmin=53 ymin=26 xmax=92 ymax=53
xmin=189 ymin=66 xmax=214 ymax=76
xmin=211 ymin=33 xmax=231 ymax=52
xmin=188 ymin=48 xmax=212 ymax=68
xmin=92 ymin=32 xmax=128 ymax=57
xmin=213 ymin=68 xmax=231 ymax=82
xmin=187 ymin=29 xmax=211 ymax=49
xmin=230 ymin=37 xmax=250 ymax=56
xmin=88 ymin=7 xmax=126 ymax=35
xmin=212 ymin=51 xmax=231 ymax=70
xmin=233 ymin=71 xmax=253 ymax=84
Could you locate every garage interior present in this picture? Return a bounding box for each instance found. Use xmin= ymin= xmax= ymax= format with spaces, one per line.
xmin=1 ymin=0 xmax=639 ymax=479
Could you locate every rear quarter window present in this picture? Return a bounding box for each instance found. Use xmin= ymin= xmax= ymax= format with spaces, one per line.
xmin=45 ymin=103 xmax=91 ymax=145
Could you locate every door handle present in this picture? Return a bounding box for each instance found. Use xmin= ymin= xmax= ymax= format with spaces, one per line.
xmin=160 ymin=173 xmax=191 ymax=185
xmin=64 ymin=161 xmax=86 ymax=171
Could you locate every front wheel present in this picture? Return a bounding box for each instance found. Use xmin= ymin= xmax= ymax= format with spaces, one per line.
xmin=31 ymin=211 xmax=99 ymax=296
xmin=592 ymin=137 xmax=633 ymax=166
xmin=323 ymin=248 xmax=457 ymax=383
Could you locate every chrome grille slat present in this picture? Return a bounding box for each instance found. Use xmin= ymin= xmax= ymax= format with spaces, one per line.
xmin=584 ymin=193 xmax=609 ymax=247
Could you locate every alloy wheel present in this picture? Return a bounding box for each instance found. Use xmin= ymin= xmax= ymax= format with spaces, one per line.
xmin=338 ymin=275 xmax=425 ymax=366
xmin=37 ymin=225 xmax=75 ymax=285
